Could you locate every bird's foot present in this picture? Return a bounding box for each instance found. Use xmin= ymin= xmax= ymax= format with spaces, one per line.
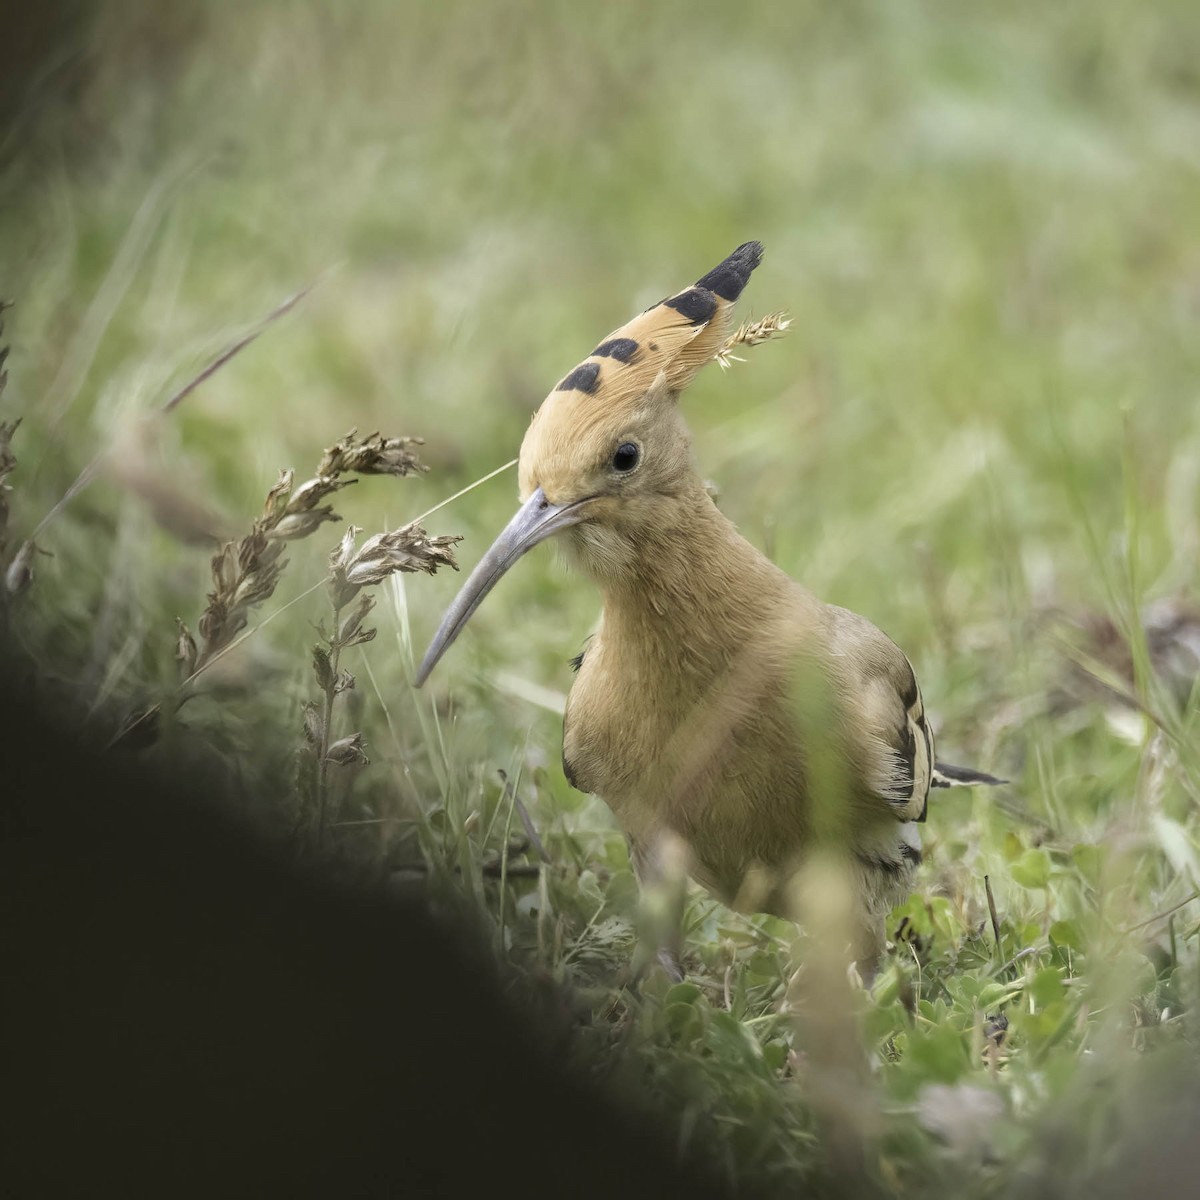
xmin=656 ymin=946 xmax=685 ymax=983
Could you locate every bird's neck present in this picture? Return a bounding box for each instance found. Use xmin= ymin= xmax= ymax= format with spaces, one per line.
xmin=593 ymin=486 xmax=790 ymax=676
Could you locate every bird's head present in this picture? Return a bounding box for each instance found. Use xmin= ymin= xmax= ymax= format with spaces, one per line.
xmin=415 ymin=241 xmax=765 ymax=685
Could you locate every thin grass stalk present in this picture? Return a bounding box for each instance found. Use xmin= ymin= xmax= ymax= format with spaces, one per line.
xmin=0 ymin=301 xmax=22 ymax=617
xmin=32 ymin=276 xmax=321 ymax=544
xmin=306 ymin=520 xmax=461 ymax=844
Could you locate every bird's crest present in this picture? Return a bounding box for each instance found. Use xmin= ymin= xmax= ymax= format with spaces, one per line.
xmin=548 ymin=241 xmax=765 ymax=410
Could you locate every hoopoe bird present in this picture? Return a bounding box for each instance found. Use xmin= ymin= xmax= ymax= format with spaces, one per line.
xmin=416 ymin=242 xmax=1001 ymax=972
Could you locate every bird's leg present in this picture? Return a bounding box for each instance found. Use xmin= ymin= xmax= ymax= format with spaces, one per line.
xmin=850 ymin=914 xmax=887 ymax=989
xmin=627 ymin=831 xmax=688 ymax=983
xmin=654 ymin=946 xmax=685 ymax=984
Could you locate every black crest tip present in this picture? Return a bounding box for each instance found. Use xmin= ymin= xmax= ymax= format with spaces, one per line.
xmin=695 ymin=240 xmax=765 ymax=302
xmin=663 ymin=287 xmax=719 ymax=325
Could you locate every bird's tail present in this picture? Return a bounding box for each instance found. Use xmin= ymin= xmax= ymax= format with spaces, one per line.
xmin=931 ymin=761 xmax=1007 ymax=788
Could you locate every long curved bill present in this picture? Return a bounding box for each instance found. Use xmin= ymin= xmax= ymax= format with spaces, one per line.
xmin=414 ymin=487 xmax=586 ymax=686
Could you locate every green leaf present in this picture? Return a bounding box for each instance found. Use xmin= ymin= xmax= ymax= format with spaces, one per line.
xmin=1029 ymin=967 xmax=1065 ymax=1008
xmin=977 ymin=981 xmax=1019 ymax=1011
xmin=576 ymin=869 xmax=604 ymax=904
xmin=1049 ymin=919 xmax=1084 ymax=952
xmin=762 ymin=1041 xmax=788 ymax=1072
xmin=665 ymin=982 xmax=703 ymax=1007
xmin=1071 ymin=843 xmax=1104 ymax=888
xmin=1018 ymin=921 xmax=1042 ymax=946
xmin=906 ymin=1023 xmax=970 ymax=1084
xmin=662 ymin=982 xmax=707 ymax=1044
xmin=865 ymin=1002 xmax=905 ymax=1045
xmin=930 ymin=897 xmax=961 ymax=938
xmin=709 ymin=1010 xmax=760 ymax=1065
xmin=1013 ymin=999 xmax=1072 ymax=1048
xmin=1151 ymin=816 xmax=1200 ymax=887
xmin=1011 ymin=847 xmax=1052 ymax=889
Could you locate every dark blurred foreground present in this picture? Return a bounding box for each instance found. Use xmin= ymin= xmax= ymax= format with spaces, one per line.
xmin=6 ymin=639 xmax=1200 ymax=1200
xmin=0 ymin=645 xmax=733 ymax=1199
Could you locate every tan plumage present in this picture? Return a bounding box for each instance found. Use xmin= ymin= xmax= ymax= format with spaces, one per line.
xmin=417 ymin=242 xmax=1002 ymax=970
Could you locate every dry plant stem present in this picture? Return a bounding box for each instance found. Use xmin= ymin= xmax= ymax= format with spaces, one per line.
xmin=407 ymin=457 xmax=516 ymax=527
xmin=108 ymin=579 xmax=328 ymax=750
xmin=315 ymin=597 xmax=346 ymax=844
xmin=0 ymin=304 xmax=19 ymax=617
xmin=1120 ymin=890 xmax=1200 ymax=934
xmin=0 ymin=311 xmax=48 ymax=607
xmin=392 ymin=861 xmax=543 ymax=879
xmin=497 ymin=768 xmax=550 ymax=863
xmin=985 ymin=874 xmax=1002 ymax=954
xmin=161 ymin=276 xmax=324 ymax=416
xmin=0 ymin=308 xmax=14 ymax=539
xmin=307 ymin=522 xmax=462 ymax=842
xmin=31 ymin=277 xmax=322 ymax=543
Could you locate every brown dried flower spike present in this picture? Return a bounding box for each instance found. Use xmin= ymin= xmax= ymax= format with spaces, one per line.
xmin=192 ymin=430 xmax=435 ymax=671
xmin=328 ymin=523 xmax=462 ymax=608
xmin=114 ymin=429 xmax=450 ymax=751
xmin=317 ymin=431 xmax=429 ymax=480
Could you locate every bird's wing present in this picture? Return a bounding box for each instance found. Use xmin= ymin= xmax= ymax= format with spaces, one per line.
xmin=822 ymin=605 xmax=935 ymax=824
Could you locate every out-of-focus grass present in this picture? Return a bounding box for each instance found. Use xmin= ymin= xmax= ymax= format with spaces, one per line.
xmin=4 ymin=2 xmax=1200 ymax=1195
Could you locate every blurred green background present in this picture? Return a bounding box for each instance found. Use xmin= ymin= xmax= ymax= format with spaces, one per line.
xmin=6 ymin=2 xmax=1199 ymax=701
xmin=4 ymin=2 xmax=1200 ymax=1194
xmin=7 ymin=0 xmax=1199 ymax=684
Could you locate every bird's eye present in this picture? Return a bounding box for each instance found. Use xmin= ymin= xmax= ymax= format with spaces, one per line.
xmin=612 ymin=442 xmax=640 ymax=472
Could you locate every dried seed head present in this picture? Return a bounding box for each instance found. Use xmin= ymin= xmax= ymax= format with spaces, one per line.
xmin=0 ymin=310 xmax=12 ymax=546
xmin=175 ymin=619 xmax=198 ymax=678
xmin=301 ymin=700 xmax=325 ymax=748
xmin=343 ymin=524 xmax=463 ymax=586
xmin=186 ymin=429 xmax=439 ymax=678
xmin=193 ymin=462 xmax=344 ymax=663
xmin=328 ymin=578 xmax=361 ymax=611
xmin=286 ymin=475 xmax=353 ymax=513
xmin=268 ymin=506 xmax=340 ymax=541
xmin=232 ymin=567 xmax=285 ymax=611
xmin=5 ymin=539 xmax=47 ymax=597
xmin=0 ymin=304 xmax=9 ymax=410
xmin=337 ymin=592 xmax=376 ymax=644
xmin=197 ymin=600 xmax=222 ymax=647
xmin=330 ymin=524 xmax=361 ymax=574
xmin=262 ymin=469 xmax=295 ymax=522
xmin=327 ymin=523 xmax=460 ymax=608
xmin=318 ymin=429 xmax=429 ymax=479
xmin=312 ymin=645 xmax=335 ymax=692
xmin=237 ymin=531 xmax=270 ymax=574
xmin=0 ymin=417 xmax=18 ymax=488
xmin=212 ymin=543 xmax=239 ymax=594
xmin=326 ymin=732 xmax=369 ymax=766
xmin=0 ymin=419 xmax=16 ymax=545
xmin=715 ymin=311 xmax=792 ymax=370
